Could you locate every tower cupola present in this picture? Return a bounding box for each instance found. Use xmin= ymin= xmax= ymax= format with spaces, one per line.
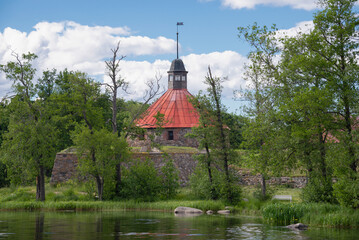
xmin=167 ymin=58 xmax=188 ymax=89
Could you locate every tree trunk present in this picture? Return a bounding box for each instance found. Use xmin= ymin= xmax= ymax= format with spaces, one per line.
xmin=260 ymin=174 xmax=266 ymax=198
xmin=96 ymin=175 xmax=103 ymax=201
xmin=36 ymin=165 xmax=45 ymax=201
xmin=115 ymin=161 xmax=122 ymax=196
xmin=205 ymin=143 xmax=216 ymax=200
xmin=208 ymin=67 xmax=232 ymax=203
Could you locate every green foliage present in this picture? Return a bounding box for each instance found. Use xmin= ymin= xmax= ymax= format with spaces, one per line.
xmin=189 ymin=163 xmax=220 ymax=200
xmin=262 ymin=203 xmax=307 ymax=225
xmin=301 ymin=176 xmax=335 ymax=204
xmin=160 ymin=156 xmax=180 ymax=199
xmin=0 ymin=187 xmax=35 ymax=202
xmin=121 ymin=159 xmax=162 ymax=202
xmin=238 ymin=0 xmax=359 ymax=206
xmin=333 ymin=176 xmax=359 ymax=208
xmin=73 ymin=126 xmax=129 ymax=200
xmin=262 ymin=202 xmax=359 ymax=227
xmin=189 ymin=163 xmax=241 ymax=203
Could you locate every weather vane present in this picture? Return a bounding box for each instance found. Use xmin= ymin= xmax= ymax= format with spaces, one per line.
xmin=177 ymin=22 xmax=183 ymax=59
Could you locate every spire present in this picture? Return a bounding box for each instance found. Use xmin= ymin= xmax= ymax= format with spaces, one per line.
xmin=176 ymin=22 xmax=183 ymax=59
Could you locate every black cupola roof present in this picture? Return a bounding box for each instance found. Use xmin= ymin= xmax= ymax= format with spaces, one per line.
xmin=168 ymin=59 xmax=187 ymax=73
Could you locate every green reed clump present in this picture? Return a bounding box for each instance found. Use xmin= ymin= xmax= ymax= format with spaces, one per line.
xmin=262 ymin=202 xmax=359 ymax=227
xmin=262 ymin=203 xmax=307 ymax=225
xmin=302 ymin=206 xmax=359 ymax=228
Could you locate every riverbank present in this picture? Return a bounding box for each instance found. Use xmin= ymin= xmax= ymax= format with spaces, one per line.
xmin=1 ymin=184 xmax=359 ymax=228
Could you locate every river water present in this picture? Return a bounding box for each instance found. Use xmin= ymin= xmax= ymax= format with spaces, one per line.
xmin=0 ymin=211 xmax=358 ymax=239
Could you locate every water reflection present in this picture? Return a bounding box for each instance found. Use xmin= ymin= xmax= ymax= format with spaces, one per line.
xmin=34 ymin=213 xmax=44 ymax=240
xmin=0 ymin=211 xmax=358 ymax=239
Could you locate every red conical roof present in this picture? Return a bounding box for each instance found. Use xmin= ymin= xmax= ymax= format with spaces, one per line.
xmin=137 ymin=89 xmax=199 ymax=128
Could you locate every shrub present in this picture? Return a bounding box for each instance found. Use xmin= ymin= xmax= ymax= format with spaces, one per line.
xmin=189 ymin=163 xmax=241 ymax=203
xmin=301 ymin=176 xmax=335 ymax=203
xmin=189 ymin=164 xmax=221 ymax=200
xmin=160 ymin=156 xmax=180 ymax=199
xmin=121 ymin=159 xmax=162 ymax=201
xmin=333 ymin=177 xmax=359 ymax=208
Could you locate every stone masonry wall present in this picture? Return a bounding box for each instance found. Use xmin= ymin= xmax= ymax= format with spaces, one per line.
xmin=50 ymin=152 xmax=79 ymax=184
xmin=51 ymin=151 xmax=307 ymax=188
xmin=50 ymin=152 xmax=198 ymax=185
xmin=128 ymin=128 xmax=198 ymax=148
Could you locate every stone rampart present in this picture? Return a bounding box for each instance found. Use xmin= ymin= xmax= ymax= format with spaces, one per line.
xmin=50 ymin=151 xmax=198 ymax=185
xmin=50 ymin=151 xmax=307 ymax=188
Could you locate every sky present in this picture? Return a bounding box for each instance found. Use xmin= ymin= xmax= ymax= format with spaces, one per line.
xmin=0 ymin=0 xmax=324 ymax=113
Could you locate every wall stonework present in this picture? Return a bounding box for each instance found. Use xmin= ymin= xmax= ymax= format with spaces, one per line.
xmin=239 ymin=172 xmax=307 ymax=188
xmin=50 ymin=153 xmax=79 ymax=184
xmin=128 ymin=128 xmax=198 ymax=148
xmin=51 ymin=152 xmax=307 ymax=188
xmin=51 ymin=152 xmax=198 ymax=185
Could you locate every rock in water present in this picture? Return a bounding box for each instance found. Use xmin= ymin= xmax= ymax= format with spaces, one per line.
xmin=206 ymin=210 xmax=214 ymax=215
xmin=217 ymin=210 xmax=230 ymax=214
xmin=287 ymin=223 xmax=308 ymax=230
xmin=174 ymin=207 xmax=203 ymax=214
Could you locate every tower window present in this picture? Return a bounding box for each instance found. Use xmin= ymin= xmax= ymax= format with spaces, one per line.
xmin=175 ymin=75 xmax=181 ymax=81
xmin=168 ymin=131 xmax=174 ymax=140
xmin=181 ymin=75 xmax=186 ymax=81
xmin=169 ymin=75 xmax=173 ymax=81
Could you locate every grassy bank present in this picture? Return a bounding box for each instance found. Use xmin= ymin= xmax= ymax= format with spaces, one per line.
xmin=2 ymin=183 xmax=359 ymax=228
xmin=262 ymin=202 xmax=359 ymax=228
xmin=0 ymin=200 xmax=226 ymax=212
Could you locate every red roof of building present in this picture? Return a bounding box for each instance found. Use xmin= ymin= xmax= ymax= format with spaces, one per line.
xmin=137 ymin=89 xmax=200 ymax=128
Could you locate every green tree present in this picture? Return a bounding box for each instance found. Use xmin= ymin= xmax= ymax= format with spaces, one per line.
xmin=72 ymin=127 xmax=128 ymax=200
xmin=0 ymin=53 xmax=58 ymax=201
xmin=238 ymin=0 xmax=359 ymax=205
xmin=190 ymin=67 xmax=240 ymax=203
xmin=188 ymin=93 xmax=219 ymax=200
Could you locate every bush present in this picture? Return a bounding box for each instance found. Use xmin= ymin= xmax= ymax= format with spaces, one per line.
xmin=333 ymin=177 xmax=359 ymax=208
xmin=189 ymin=163 xmax=241 ymax=203
xmin=160 ymin=156 xmax=180 ymax=199
xmin=301 ymin=176 xmax=335 ymax=203
xmin=189 ymin=164 xmax=221 ymax=200
xmin=121 ymin=159 xmax=162 ymax=201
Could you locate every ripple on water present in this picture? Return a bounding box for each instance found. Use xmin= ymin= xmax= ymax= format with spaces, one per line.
xmin=226 ymin=223 xmax=308 ymax=240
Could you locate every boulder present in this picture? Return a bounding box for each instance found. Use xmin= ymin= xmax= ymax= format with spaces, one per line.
xmin=217 ymin=210 xmax=230 ymax=214
xmin=174 ymin=207 xmax=203 ymax=214
xmin=206 ymin=210 xmax=214 ymax=215
xmin=286 ymin=223 xmax=308 ymax=230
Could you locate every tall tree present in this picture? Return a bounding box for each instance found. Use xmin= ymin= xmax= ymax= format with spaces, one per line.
xmin=199 ymin=67 xmax=239 ymax=203
xmin=103 ymin=42 xmax=162 ymax=196
xmin=0 ymin=53 xmax=58 ymax=201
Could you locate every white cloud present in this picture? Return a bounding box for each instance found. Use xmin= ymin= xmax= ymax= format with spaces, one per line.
xmin=277 ymin=20 xmax=314 ymax=37
xmin=183 ymin=51 xmax=247 ymax=98
xmin=221 ymin=0 xmax=317 ymax=10
xmin=102 ymin=51 xmax=248 ymax=103
xmin=0 ymin=21 xmax=177 ymax=97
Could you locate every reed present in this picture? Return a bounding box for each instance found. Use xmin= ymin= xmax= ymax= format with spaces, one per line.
xmin=262 ymin=202 xmax=359 ymax=227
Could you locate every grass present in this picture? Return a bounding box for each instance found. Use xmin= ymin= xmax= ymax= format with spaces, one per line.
xmin=161 ymin=146 xmax=199 ymax=153
xmin=2 ymin=183 xmax=359 ymax=228
xmin=0 ymin=200 xmax=226 ymax=212
xmin=262 ymin=202 xmax=359 ymax=228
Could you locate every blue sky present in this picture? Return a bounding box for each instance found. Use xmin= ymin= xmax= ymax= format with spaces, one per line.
xmin=0 ymin=0 xmax=321 ymax=112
